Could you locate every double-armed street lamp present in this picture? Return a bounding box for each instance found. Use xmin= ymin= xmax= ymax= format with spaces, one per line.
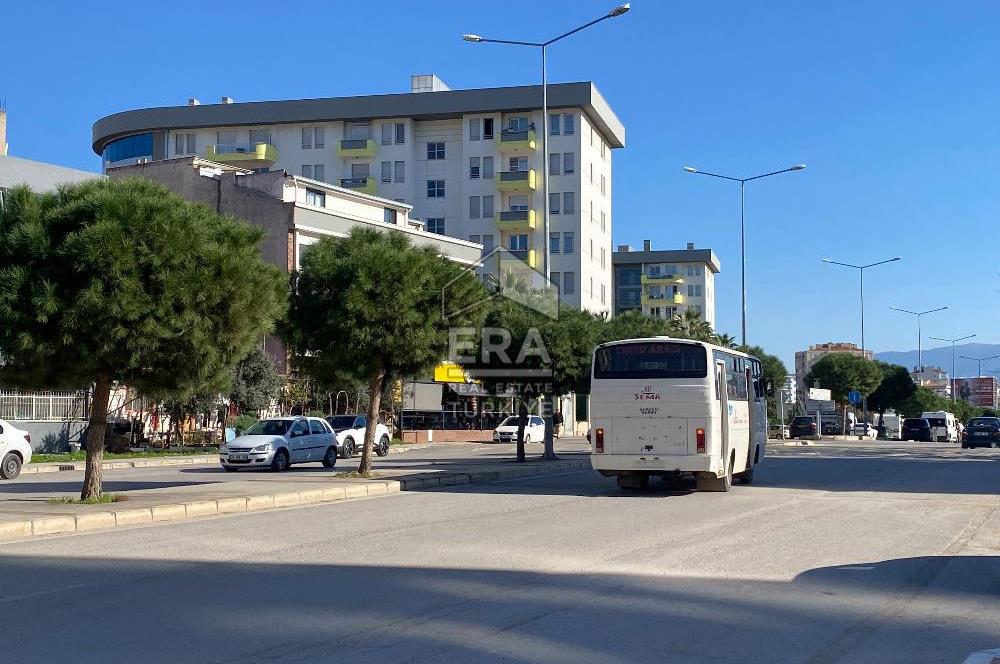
xmin=683 ymin=164 xmax=806 ymax=346
xmin=960 ymin=353 xmax=1000 ymax=378
xmin=928 ymin=334 xmax=976 ymax=401
xmin=889 ymin=306 xmax=948 ymax=380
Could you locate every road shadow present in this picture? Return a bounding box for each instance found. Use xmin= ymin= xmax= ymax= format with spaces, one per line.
xmin=0 ymin=554 xmax=994 ymax=663
xmin=0 ymin=479 xmax=219 ymax=495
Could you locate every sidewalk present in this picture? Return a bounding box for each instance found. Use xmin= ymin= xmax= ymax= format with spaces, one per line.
xmin=0 ymin=440 xmax=592 ymax=542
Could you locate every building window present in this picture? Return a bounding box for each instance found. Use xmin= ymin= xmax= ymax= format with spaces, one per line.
xmin=601 ymin=283 xmax=606 ymax=305
xmin=590 ymin=201 xmax=594 ymax=224
xmin=549 ymin=153 xmax=561 ymax=176
xmin=590 ymin=163 xmax=594 ymax=184
xmin=313 ymin=164 xmax=325 ymax=182
xmin=347 ymin=122 xmax=371 ymax=141
xmin=551 ymin=271 xmax=561 ymax=291
xmin=384 ymin=208 xmax=397 ymax=224
xmin=381 ymin=161 xmax=392 ymax=183
xmin=590 ymin=277 xmax=593 ymax=298
xmin=549 ymin=114 xmax=561 ymax=136
xmin=469 ymin=196 xmax=480 ymax=219
xmin=601 ymin=210 xmax=606 ymax=232
xmin=483 ymin=117 xmax=494 ymax=139
xmin=314 ymin=127 xmax=324 ymax=149
xmin=601 ymin=139 xmax=606 ymax=159
xmin=507 ymin=116 xmax=529 ymax=132
xmin=482 ymin=195 xmax=494 ymax=217
xmin=687 ymin=284 xmax=704 ymax=297
xmin=601 ymin=174 xmax=606 ymax=195
xmin=305 ymin=188 xmax=325 ymax=206
xmin=549 ymin=193 xmax=560 ymax=215
xmin=381 ymin=123 xmax=393 ymax=146
xmin=563 ymin=192 xmax=575 ymax=214
xmin=470 ymin=234 xmax=481 ymax=245
xmin=174 ymin=133 xmax=195 ymax=155
xmin=482 ymin=233 xmax=494 ymax=255
xmin=469 ymin=157 xmax=480 ymax=179
xmin=427 ymin=142 xmax=445 ymax=160
xmin=589 ymin=239 xmax=594 ymax=259
xmin=249 ymin=129 xmax=270 ymax=145
xmin=395 ymin=123 xmax=406 ymax=145
xmin=427 ymin=180 xmax=445 ymax=198
xmin=550 ymin=232 xmax=561 ymax=254
xmin=600 ymin=247 xmax=606 ymax=268
xmin=301 ymin=127 xmax=315 ymax=149
xmin=469 ymin=119 xmax=480 ymax=141
xmin=563 ymin=271 xmax=576 ymax=295
xmin=508 ymin=233 xmax=528 ymax=251
xmin=217 ymin=131 xmax=237 ymax=145
xmin=564 ymin=152 xmax=575 ymax=174
xmin=301 ymin=164 xmax=313 ymax=178
xmin=563 ymin=113 xmax=575 ymax=135
xmin=482 ymin=156 xmax=494 ymax=178
xmin=509 ymin=156 xmax=528 ymax=172
xmin=394 ymin=161 xmax=405 ymax=183
xmin=563 ymin=232 xmax=575 ymax=254
xmin=426 ymin=218 xmax=445 ymax=235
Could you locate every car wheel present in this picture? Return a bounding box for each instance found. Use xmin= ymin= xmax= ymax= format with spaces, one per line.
xmin=322 ymin=446 xmax=338 ymax=468
xmin=697 ymin=455 xmax=733 ymax=492
xmin=1 ymin=452 xmax=22 ymax=480
xmin=340 ymin=437 xmax=355 ymax=459
xmin=376 ymin=435 xmax=390 ymax=457
xmin=270 ymin=449 xmax=290 ymax=472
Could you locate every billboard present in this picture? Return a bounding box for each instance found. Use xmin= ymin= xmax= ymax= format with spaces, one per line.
xmin=808 ymin=388 xmax=832 ymax=401
xmin=952 ymin=377 xmax=998 ymax=409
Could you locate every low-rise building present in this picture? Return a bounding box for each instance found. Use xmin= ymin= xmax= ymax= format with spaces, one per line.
xmin=911 ymin=366 xmax=951 ymax=398
xmin=612 ymin=240 xmax=720 ymax=326
xmin=795 ymin=342 xmax=874 ymax=401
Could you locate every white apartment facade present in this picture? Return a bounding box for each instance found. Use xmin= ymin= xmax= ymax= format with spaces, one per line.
xmin=93 ymin=76 xmax=625 ymax=313
xmin=612 ymin=241 xmax=720 ymax=326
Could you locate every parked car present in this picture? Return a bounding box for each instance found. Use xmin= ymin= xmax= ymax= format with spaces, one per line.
xmin=219 ymin=416 xmax=337 ymax=471
xmin=789 ymin=416 xmax=817 ymax=439
xmin=0 ymin=418 xmax=32 ymax=480
xmin=962 ymin=417 xmax=1000 ymax=449
xmin=852 ymin=423 xmax=878 ymax=438
xmin=921 ymin=410 xmax=959 ymax=442
xmin=325 ymin=414 xmax=391 ymax=458
xmin=768 ymin=423 xmax=790 ymax=439
xmin=821 ymin=420 xmax=842 ymax=436
xmin=901 ymin=418 xmax=933 ymax=442
xmin=494 ymin=415 xmax=546 ymax=444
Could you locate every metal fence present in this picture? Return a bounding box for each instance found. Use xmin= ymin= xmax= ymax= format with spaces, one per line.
xmin=0 ymin=389 xmax=89 ymax=421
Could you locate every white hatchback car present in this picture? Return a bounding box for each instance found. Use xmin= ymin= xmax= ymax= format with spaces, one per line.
xmin=219 ymin=417 xmax=337 ymax=472
xmin=0 ymin=418 xmax=32 ymax=480
xmin=493 ymin=415 xmax=546 ymax=444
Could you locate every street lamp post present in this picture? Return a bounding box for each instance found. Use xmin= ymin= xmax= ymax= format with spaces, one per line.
xmin=822 ymin=257 xmax=901 ymax=434
xmin=929 ymin=334 xmax=976 ymax=401
xmin=463 ymin=2 xmax=630 ymax=283
xmin=683 ymin=164 xmax=806 ymax=346
xmin=959 ymin=353 xmax=1000 ymax=378
xmin=889 ymin=306 xmax=948 ymax=381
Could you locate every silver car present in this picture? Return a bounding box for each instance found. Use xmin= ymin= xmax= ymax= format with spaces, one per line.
xmin=219 ymin=417 xmax=338 ymax=472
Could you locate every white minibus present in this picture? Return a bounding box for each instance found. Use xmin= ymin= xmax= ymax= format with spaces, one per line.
xmin=920 ymin=411 xmax=958 ymax=442
xmin=589 ymin=337 xmax=768 ymax=492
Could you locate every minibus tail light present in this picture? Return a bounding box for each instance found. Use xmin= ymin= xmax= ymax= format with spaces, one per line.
xmin=595 ymin=428 xmax=604 ymax=453
xmin=696 ymin=427 xmax=705 ymax=453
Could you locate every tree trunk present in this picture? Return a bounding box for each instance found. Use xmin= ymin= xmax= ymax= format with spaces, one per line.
xmin=357 ymin=362 xmax=385 ymax=475
xmin=81 ymin=375 xmax=112 ymax=500
xmin=515 ymin=401 xmax=527 ymax=463
xmin=542 ymin=394 xmax=558 ymax=460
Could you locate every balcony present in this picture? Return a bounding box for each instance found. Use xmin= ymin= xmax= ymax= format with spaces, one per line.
xmin=641 ymin=292 xmax=684 ymax=306
xmin=339 ymin=176 xmax=377 ymax=195
xmin=496 ymin=169 xmax=536 ymax=192
xmin=336 ymin=138 xmax=377 ymax=158
xmin=205 ymin=143 xmax=277 ymax=168
xmin=641 ymin=274 xmax=684 ymax=285
xmin=495 ymin=209 xmax=537 ymax=231
xmin=497 ymin=128 xmax=536 ymax=153
xmin=501 ymin=249 xmax=538 ymax=270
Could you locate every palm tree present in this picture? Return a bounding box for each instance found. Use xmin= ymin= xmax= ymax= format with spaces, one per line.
xmin=666 ymin=309 xmax=714 ymax=341
xmin=713 ymin=332 xmax=738 ymax=348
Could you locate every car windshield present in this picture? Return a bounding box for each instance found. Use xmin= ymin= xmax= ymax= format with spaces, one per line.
xmin=792 ymin=417 xmax=814 ymax=425
xmin=326 ymin=416 xmax=356 ymax=429
xmin=244 ymin=419 xmax=292 ymax=436
xmin=904 ymin=419 xmax=928 ymax=427
xmin=968 ymin=418 xmax=1000 ymax=428
xmin=925 ymin=418 xmax=945 ymax=427
xmin=499 ymin=417 xmax=521 ymax=427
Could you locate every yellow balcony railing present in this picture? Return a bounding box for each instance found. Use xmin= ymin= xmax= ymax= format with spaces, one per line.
xmin=641 ymin=274 xmax=684 ymax=285
xmin=496 ymin=169 xmax=536 ymax=192
xmin=205 ymin=143 xmax=277 ymax=168
xmin=339 ymin=176 xmax=377 ymax=195
xmin=641 ymin=292 xmax=685 ymax=306
xmin=501 ymin=249 xmax=538 ymax=270
xmin=336 ymin=138 xmax=377 ymax=158
xmin=497 ymin=128 xmax=536 ymax=153
xmin=495 ymin=209 xmax=537 ymax=231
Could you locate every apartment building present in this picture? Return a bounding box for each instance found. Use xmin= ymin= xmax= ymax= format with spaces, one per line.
xmin=911 ymin=366 xmax=951 ymax=398
xmin=794 ymin=342 xmax=874 ymax=401
xmin=612 ymin=241 xmax=720 ymax=326
xmin=91 ymin=75 xmax=625 ymax=313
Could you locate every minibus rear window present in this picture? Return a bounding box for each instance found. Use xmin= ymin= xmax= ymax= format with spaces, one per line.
xmin=594 ymin=343 xmax=708 ymax=379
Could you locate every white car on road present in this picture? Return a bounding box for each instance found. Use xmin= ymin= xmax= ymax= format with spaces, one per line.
xmin=0 ymin=418 xmax=32 ymax=480
xmin=219 ymin=417 xmax=337 ymax=472
xmin=493 ymin=416 xmax=545 ymax=444
xmin=325 ymin=414 xmax=392 ymax=458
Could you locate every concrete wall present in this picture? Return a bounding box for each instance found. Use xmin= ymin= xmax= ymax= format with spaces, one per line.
xmin=17 ymin=420 xmax=88 ymax=453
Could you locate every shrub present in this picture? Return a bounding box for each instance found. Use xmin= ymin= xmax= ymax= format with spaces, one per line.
xmin=307 ymin=409 xmax=327 ymax=417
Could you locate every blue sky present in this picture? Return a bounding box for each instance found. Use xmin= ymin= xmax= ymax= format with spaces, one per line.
xmin=5 ymin=0 xmax=999 ymax=370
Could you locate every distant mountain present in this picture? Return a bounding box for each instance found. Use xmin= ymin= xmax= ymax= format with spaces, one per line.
xmin=875 ymin=343 xmax=1000 ymax=378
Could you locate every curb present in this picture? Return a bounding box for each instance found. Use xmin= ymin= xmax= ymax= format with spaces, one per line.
xmin=0 ymin=458 xmax=591 ymax=542
xmin=21 ymin=442 xmax=435 ymax=475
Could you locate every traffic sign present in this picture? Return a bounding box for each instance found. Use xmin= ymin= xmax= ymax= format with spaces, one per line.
xmin=848 ymin=390 xmax=862 ymax=405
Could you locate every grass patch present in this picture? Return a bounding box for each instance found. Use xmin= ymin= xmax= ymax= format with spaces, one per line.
xmin=48 ymin=493 xmax=126 ymax=505
xmin=335 ymin=471 xmax=379 ymax=479
xmin=33 ymin=448 xmax=217 ymax=464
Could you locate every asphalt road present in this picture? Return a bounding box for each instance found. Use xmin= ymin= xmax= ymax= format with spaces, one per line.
xmin=1 ymin=441 xmax=997 ymax=664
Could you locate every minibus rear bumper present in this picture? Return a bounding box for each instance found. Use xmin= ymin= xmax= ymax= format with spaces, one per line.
xmin=590 ymin=453 xmax=720 ymax=475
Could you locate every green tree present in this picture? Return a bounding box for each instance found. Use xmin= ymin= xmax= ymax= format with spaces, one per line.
xmin=284 ymin=227 xmax=487 ymax=474
xmin=804 ymin=354 xmax=883 ymax=403
xmin=666 ymin=309 xmax=714 ymax=341
xmin=867 ymin=362 xmax=917 ymax=423
xmin=737 ymin=344 xmax=789 ymax=421
xmin=601 ymin=309 xmax=667 ymax=341
xmin=898 ymin=387 xmax=949 ymax=417
xmin=0 ymin=180 xmax=286 ymax=498
xmin=230 ymin=346 xmax=284 ymax=414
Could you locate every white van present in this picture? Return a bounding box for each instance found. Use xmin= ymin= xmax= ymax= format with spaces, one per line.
xmin=920 ymin=411 xmax=958 ymax=442
xmin=881 ymin=412 xmax=904 ymax=440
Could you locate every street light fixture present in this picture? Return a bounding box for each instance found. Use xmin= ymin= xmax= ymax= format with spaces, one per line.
xmin=889 ymin=306 xmax=948 ymax=380
xmin=959 ymin=353 xmax=1000 ymax=378
xmin=822 ymin=256 xmax=902 ymax=430
xmin=929 ymin=334 xmax=976 ymax=401
xmin=683 ymin=164 xmax=806 ymax=346
xmin=463 ymin=3 xmax=630 ymax=284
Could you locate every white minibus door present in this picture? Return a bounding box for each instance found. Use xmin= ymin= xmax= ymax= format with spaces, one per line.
xmin=716 ymin=361 xmax=730 ymax=469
